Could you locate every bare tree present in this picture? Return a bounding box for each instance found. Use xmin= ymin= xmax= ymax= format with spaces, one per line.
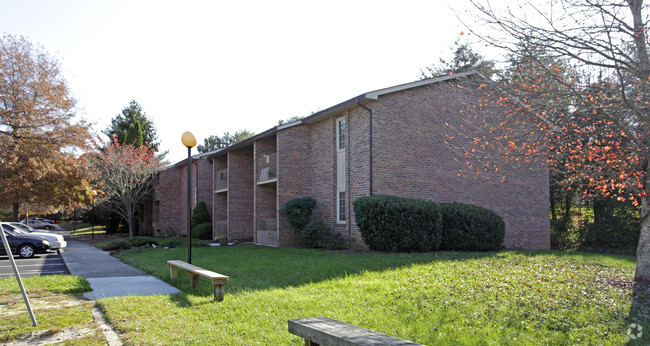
xmin=90 ymin=137 xmax=166 ymax=237
xmin=459 ymin=0 xmax=650 ymax=287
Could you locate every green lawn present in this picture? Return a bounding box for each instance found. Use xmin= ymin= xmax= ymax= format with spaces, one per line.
xmin=0 ymin=275 xmax=105 ymax=344
xmin=60 ymin=222 xmax=107 ymax=237
xmin=94 ymin=246 xmax=646 ymax=345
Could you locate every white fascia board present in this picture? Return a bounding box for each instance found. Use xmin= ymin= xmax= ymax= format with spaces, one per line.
xmin=364 ymin=71 xmax=478 ymax=100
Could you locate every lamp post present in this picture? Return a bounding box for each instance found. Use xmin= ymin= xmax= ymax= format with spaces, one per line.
xmin=90 ymin=190 xmax=97 ymax=240
xmin=181 ymin=131 xmax=197 ymax=264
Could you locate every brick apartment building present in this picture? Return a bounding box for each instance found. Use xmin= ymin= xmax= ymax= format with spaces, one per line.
xmin=147 ymin=72 xmax=550 ymax=249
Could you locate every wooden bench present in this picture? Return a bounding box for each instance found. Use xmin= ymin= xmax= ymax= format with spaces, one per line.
xmin=288 ymin=316 xmax=422 ymax=346
xmin=167 ymin=260 xmax=229 ymax=301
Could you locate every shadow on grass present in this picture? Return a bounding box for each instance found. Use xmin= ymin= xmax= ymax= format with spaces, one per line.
xmin=627 ymin=282 xmax=650 ymax=344
xmin=118 ymin=245 xmax=500 ymax=304
xmin=116 ymin=246 xmax=639 ymax=308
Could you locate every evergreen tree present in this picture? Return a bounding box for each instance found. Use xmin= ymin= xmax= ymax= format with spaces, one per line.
xmin=105 ymin=100 xmax=158 ymax=149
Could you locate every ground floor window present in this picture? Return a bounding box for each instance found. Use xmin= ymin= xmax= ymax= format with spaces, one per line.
xmin=338 ymin=191 xmax=346 ymax=222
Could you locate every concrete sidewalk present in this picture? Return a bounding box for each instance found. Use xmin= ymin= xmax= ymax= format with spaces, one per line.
xmin=60 ymin=240 xmax=180 ymax=300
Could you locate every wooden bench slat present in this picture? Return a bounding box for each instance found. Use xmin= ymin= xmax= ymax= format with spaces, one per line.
xmin=288 ymin=317 xmax=421 ymax=346
xmin=167 ymin=260 xmax=229 ymax=302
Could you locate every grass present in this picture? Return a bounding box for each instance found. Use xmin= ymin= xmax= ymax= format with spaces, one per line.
xmin=93 ymin=236 xmax=208 ymax=251
xmin=92 ymin=246 xmax=646 ymax=345
xmin=0 ymin=275 xmax=105 ymax=344
xmin=60 ymin=222 xmax=107 ymax=237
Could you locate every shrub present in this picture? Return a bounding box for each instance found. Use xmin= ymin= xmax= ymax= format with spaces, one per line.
xmin=280 ymin=197 xmax=317 ymax=232
xmin=191 ymin=222 xmax=213 ymax=240
xmin=353 ymin=195 xmax=442 ymax=252
xmin=191 ymin=201 xmax=211 ymax=229
xmin=300 ymin=221 xmax=347 ymax=250
xmin=128 ymin=237 xmax=159 ymax=247
xmin=101 ymin=239 xmax=132 ymax=251
xmin=439 ymin=203 xmax=505 ymax=251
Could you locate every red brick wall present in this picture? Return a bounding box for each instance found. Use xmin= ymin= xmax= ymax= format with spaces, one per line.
xmin=309 ymin=118 xmax=336 ymax=226
xmin=369 ymin=80 xmax=550 ymax=249
xmin=157 ymin=165 xmax=183 ymax=235
xmin=277 ymin=125 xmax=312 ymax=247
xmin=271 ymin=79 xmax=549 ymax=250
xmin=228 ymin=147 xmax=254 ymax=241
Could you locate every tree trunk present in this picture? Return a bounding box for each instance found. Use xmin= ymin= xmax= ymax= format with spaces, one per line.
xmin=636 ymin=163 xmax=650 ymax=287
xmin=12 ymin=203 xmax=19 ymax=221
xmin=637 ymin=213 xmax=650 ymax=286
xmin=127 ymin=205 xmax=135 ymax=238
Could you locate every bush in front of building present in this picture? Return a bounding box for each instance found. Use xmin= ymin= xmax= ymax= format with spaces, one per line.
xmin=191 ymin=201 xmax=211 ymax=229
xmin=300 ymin=221 xmax=346 ymax=250
xmin=353 ymin=195 xmax=442 ymax=252
xmin=439 ymin=202 xmax=505 ymax=251
xmin=191 ymin=222 xmax=213 ymax=240
xmin=280 ymin=197 xmax=317 ymax=232
xmin=101 ymin=239 xmax=132 ymax=251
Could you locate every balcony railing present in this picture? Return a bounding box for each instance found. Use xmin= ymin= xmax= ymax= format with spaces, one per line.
xmin=256 ymin=218 xmax=277 ymax=245
xmin=257 ymin=153 xmax=277 ymax=184
xmin=214 ymin=169 xmax=228 ymax=192
xmin=213 ymin=220 xmax=227 ymax=240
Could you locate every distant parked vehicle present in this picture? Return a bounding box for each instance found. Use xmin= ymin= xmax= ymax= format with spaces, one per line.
xmin=0 ymin=228 xmax=51 ymax=258
xmin=20 ymin=219 xmax=55 ymax=230
xmin=1 ymin=223 xmax=66 ymax=250
xmin=9 ymin=222 xmax=56 ymax=234
xmin=33 ymin=217 xmax=55 ymax=224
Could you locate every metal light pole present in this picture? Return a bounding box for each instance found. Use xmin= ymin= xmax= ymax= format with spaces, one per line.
xmin=181 ymin=131 xmax=197 ymax=264
xmin=90 ymin=190 xmax=97 ymax=240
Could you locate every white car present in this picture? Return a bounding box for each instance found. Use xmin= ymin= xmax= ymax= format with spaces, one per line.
xmin=11 ymin=222 xmax=58 ymax=235
xmin=20 ymin=219 xmax=55 ymax=230
xmin=1 ymin=223 xmax=66 ymax=250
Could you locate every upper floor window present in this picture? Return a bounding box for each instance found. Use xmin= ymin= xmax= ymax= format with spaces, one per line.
xmin=337 ymin=118 xmax=346 ymax=151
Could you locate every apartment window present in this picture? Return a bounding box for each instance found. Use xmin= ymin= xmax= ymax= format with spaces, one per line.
xmin=338 ymin=192 xmax=346 ymax=222
xmin=337 ymin=118 xmax=346 ymax=151
xmin=336 ymin=117 xmax=346 ymax=223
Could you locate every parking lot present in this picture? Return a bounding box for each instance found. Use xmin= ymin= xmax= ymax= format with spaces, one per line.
xmin=0 ymin=251 xmax=68 ymax=278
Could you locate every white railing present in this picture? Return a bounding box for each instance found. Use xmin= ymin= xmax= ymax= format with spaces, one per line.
xmin=256 ymin=218 xmax=277 ymax=245
xmin=213 ymin=220 xmax=228 ymax=240
xmin=257 ymin=153 xmax=277 ymax=183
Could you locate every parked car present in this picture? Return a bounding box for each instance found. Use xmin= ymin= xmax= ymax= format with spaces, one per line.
xmin=33 ymin=217 xmax=55 ymax=224
xmin=20 ymin=219 xmax=55 ymax=230
xmin=1 ymin=223 xmax=66 ymax=250
xmin=0 ymin=228 xmax=51 ymax=258
xmin=9 ymin=222 xmax=57 ymax=235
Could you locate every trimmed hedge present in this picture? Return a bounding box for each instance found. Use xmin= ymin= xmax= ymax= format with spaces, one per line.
xmin=353 ymin=195 xmax=442 ymax=252
xmin=439 ymin=202 xmax=505 ymax=251
xmin=280 ymin=197 xmax=317 ymax=232
xmin=191 ymin=222 xmax=213 ymax=240
xmin=354 ymin=196 xmax=506 ymax=252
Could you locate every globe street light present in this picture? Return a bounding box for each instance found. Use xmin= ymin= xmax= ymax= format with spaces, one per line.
xmin=181 ymin=131 xmax=197 ymax=264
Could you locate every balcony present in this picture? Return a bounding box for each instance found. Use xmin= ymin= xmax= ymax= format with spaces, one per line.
xmin=213 ymin=220 xmax=227 ymax=240
xmin=214 ymin=169 xmax=228 ymax=193
xmin=256 ymin=218 xmax=277 ymax=245
xmin=257 ymin=153 xmax=277 ymax=184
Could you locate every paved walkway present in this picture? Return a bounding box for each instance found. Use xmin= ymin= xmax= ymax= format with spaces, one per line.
xmin=60 ymin=240 xmax=180 ymax=300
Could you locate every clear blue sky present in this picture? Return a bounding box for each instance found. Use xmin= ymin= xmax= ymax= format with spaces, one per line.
xmin=1 ymin=0 xmax=483 ymax=163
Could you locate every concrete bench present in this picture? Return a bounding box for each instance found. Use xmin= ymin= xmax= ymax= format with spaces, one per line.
xmin=167 ymin=260 xmax=229 ymax=301
xmin=288 ymin=316 xmax=422 ymax=346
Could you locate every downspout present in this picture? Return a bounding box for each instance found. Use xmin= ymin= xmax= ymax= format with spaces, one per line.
xmin=357 ymin=99 xmax=373 ymax=196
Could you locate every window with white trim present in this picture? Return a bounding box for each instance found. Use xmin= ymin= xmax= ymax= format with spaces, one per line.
xmin=336 ymin=117 xmax=346 ymax=223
